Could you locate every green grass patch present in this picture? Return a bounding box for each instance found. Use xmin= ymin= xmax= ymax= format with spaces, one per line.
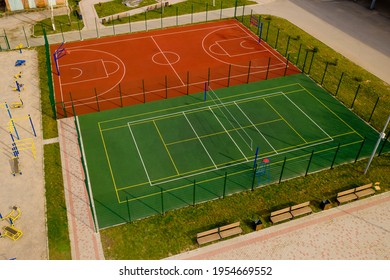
xmin=33 ymin=13 xmax=84 ymax=37
xmin=44 ymin=143 xmax=71 ymax=260
xmin=103 ymin=0 xmax=256 ymax=25
xmin=95 ymin=0 xmax=157 ymax=18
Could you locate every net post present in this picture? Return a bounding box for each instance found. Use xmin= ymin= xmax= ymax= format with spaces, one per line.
xmin=251 ymin=163 xmax=257 ymax=191
xmin=305 ymin=150 xmax=314 ymax=177
xmin=279 ymin=157 xmax=286 ymax=184
xmin=227 ymin=64 xmax=231 ymax=87
xmin=330 ymin=143 xmax=341 ymax=169
xmin=335 ymin=72 xmax=344 ymax=96
xmin=351 ymin=84 xmax=361 ymax=109
xmin=354 ymin=137 xmax=366 ymax=163
xmin=368 ymin=96 xmax=380 ymax=123
xmin=247 ymin=60 xmax=252 ymax=83
xmin=223 ymin=172 xmax=227 ymax=198
xmin=94 ymin=88 xmax=100 ymax=112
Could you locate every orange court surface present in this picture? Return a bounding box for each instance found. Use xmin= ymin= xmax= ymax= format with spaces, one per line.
xmin=51 ymin=19 xmax=300 ymax=117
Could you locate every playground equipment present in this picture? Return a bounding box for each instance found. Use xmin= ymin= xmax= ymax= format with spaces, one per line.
xmin=14 ymin=71 xmax=22 ymax=79
xmin=16 ymin=43 xmax=23 ymax=53
xmin=12 ymin=138 xmax=36 ymax=160
xmin=14 ymin=60 xmax=25 ymax=67
xmin=10 ymin=96 xmax=24 ymax=109
xmin=8 ymin=114 xmax=37 ymax=140
xmin=11 ymin=80 xmax=24 ymax=92
xmin=10 ymin=157 xmax=22 ymax=176
xmin=0 ymin=206 xmax=21 ymax=223
xmin=0 ymin=207 xmax=23 ymax=241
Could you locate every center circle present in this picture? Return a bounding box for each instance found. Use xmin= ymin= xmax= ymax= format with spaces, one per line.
xmin=152 ymin=51 xmax=180 ymax=65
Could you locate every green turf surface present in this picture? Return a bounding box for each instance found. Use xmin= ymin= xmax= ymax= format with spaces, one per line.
xmin=78 ymin=73 xmax=389 ymax=229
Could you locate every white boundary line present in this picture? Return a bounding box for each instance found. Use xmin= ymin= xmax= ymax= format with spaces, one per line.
xmin=234 ymin=101 xmax=278 ymax=154
xmin=182 ymin=111 xmax=217 ymax=169
xmin=208 ymin=106 xmax=248 ymax=161
xmin=282 ymin=92 xmax=333 ymax=140
xmin=127 ymin=124 xmax=153 ymax=186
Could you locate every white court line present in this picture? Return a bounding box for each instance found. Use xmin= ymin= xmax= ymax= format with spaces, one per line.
xmin=208 ymin=106 xmax=248 ymax=161
xmin=150 ymin=36 xmax=185 ymax=86
xmin=182 ymin=111 xmax=217 ymax=169
xmin=234 ymin=101 xmax=278 ymax=154
xmin=127 ymin=124 xmax=153 ymax=186
xmin=60 ymin=59 xmax=103 ymax=67
xmin=282 ymin=93 xmax=333 ymax=140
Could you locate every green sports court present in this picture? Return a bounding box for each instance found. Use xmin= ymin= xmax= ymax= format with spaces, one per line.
xmin=78 ymin=74 xmax=387 ymax=229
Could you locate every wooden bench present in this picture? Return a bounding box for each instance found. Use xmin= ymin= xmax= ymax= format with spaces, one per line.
xmin=354 ymin=183 xmax=375 ymax=199
xmin=290 ymin=201 xmax=312 ymax=218
xmin=336 ymin=188 xmax=358 ymax=205
xmin=270 ymin=207 xmax=292 ymax=224
xmin=336 ymin=183 xmax=375 ymax=205
xmin=196 ymin=222 xmax=242 ymax=245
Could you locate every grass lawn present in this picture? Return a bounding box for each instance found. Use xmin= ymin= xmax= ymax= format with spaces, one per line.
xmin=95 ymin=0 xmax=157 ymax=18
xmin=38 ymin=15 xmax=389 ymax=259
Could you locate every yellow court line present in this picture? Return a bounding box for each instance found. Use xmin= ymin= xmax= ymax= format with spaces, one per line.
xmin=98 ymin=123 xmax=121 ymax=203
xmin=263 ymin=98 xmax=308 ymax=143
xmin=98 ymin=83 xmax=303 ymax=125
xmin=153 ymin=120 xmax=180 ymax=175
xmin=301 ymin=86 xmax=364 ymax=139
xmin=118 ymin=138 xmax=365 ymax=203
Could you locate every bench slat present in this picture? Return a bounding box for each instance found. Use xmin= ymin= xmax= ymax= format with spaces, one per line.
xmin=336 ymin=193 xmax=358 ymax=204
xmin=291 ymin=206 xmax=312 ymax=218
xmin=197 ymin=233 xmax=221 ymax=245
xmin=270 ymin=212 xmax=292 ymax=224
xmin=196 ymin=228 xmax=219 ymax=238
xmin=219 ymin=222 xmax=240 ymax=232
xmin=354 ymin=183 xmax=373 ymax=192
xmin=290 ymin=201 xmax=310 ymax=211
xmin=355 ymin=188 xmax=375 ymax=199
xmin=270 ymin=207 xmax=290 ymax=217
xmin=219 ymin=227 xmax=242 ymax=239
xmin=337 ymin=188 xmax=355 ymax=197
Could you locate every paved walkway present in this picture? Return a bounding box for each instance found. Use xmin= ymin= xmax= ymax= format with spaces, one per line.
xmin=166 ymin=191 xmax=390 ymax=260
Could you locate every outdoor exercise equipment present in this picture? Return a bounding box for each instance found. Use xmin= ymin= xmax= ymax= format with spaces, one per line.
xmin=14 ymin=60 xmax=26 ymax=67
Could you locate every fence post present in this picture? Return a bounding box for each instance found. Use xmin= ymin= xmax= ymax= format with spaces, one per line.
xmin=145 ymin=12 xmax=148 ymax=31
xmin=176 ymin=6 xmax=179 ymax=26
xmin=23 ymin=26 xmax=30 ymax=47
xmin=94 ymin=88 xmax=100 ymax=112
xmin=285 ymin=35 xmax=291 ymax=57
xmin=275 ymin=28 xmax=280 ymax=49
xmin=193 ymin=180 xmax=196 ymax=206
xmin=3 ymin=29 xmax=10 ymax=49
xmin=77 ymin=20 xmax=82 ymax=40
xmin=308 ymin=51 xmax=316 ymax=75
xmin=119 ymin=83 xmax=123 ymax=107
xmin=191 ymin=4 xmax=194 ymax=24
xmin=279 ymin=157 xmax=286 ymax=184
xmin=283 ymin=54 xmax=290 ymax=76
xmin=266 ymin=57 xmax=271 ymax=80
xmin=330 ymin=143 xmax=341 ymax=169
xmin=220 ymin=1 xmax=223 ymax=19
xmin=302 ymin=50 xmax=309 ymax=73
xmin=335 ymin=72 xmax=344 ymax=96
xmin=223 ymin=172 xmax=227 ymax=198
xmin=128 ymin=15 xmax=132 ymax=33
xmin=265 ymin=21 xmax=270 ymax=42
xmin=368 ymin=96 xmax=380 ymax=123
xmin=321 ymin=62 xmax=329 ymax=85
xmin=354 ymin=137 xmax=366 ymax=163
xmin=305 ymin=150 xmax=314 ymax=177
xmin=234 ymin=0 xmax=238 ymax=18
xmin=241 ymin=5 xmax=245 ymax=23
xmin=247 ymin=60 xmax=252 ymax=83
xmin=126 ymin=196 xmax=131 ymax=222
xmin=351 ymin=84 xmax=361 ymax=109
xmin=296 ymin=43 xmax=302 ymax=66
xmin=94 ymin=19 xmax=99 ymax=38
xmin=227 ymin=64 xmax=231 ymax=87
xmin=206 ymin=3 xmax=208 ymax=22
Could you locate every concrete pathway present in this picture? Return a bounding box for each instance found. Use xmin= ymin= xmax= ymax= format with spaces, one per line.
xmin=166 ymin=191 xmax=390 ymax=260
